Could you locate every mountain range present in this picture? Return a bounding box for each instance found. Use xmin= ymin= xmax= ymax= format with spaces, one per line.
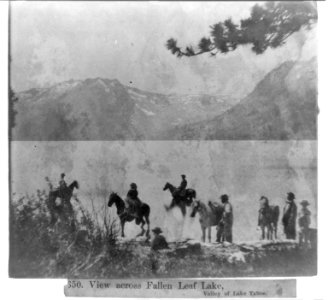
xmin=168 ymin=58 xmax=317 ymax=140
xmin=13 ymin=58 xmax=317 ymax=140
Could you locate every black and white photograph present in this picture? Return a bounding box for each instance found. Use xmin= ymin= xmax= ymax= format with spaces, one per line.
xmin=8 ymin=0 xmax=319 ymax=283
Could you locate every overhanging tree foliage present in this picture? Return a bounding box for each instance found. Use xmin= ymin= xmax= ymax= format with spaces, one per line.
xmin=166 ymin=2 xmax=317 ymax=57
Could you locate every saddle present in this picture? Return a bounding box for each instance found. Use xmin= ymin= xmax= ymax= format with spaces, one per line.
xmin=125 ymin=196 xmax=143 ymax=216
xmin=208 ymin=201 xmax=222 ymax=217
xmin=173 ymin=188 xmax=187 ymax=199
xmin=55 ymin=187 xmax=68 ymax=199
xmin=208 ymin=200 xmax=220 ymax=207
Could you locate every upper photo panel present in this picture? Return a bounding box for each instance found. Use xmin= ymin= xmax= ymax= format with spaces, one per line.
xmin=10 ymin=1 xmax=317 ymax=141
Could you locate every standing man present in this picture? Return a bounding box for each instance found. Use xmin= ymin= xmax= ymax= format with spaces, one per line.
xmin=218 ymin=194 xmax=233 ymax=243
xmin=282 ymin=192 xmax=297 ymax=239
xmin=298 ymin=200 xmax=311 ymax=246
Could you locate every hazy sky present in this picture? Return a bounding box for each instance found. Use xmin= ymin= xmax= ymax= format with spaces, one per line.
xmin=11 ymin=1 xmax=316 ymax=95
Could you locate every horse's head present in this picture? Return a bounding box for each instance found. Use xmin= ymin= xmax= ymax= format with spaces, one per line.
xmin=70 ymin=180 xmax=79 ymax=190
xmin=187 ymin=189 xmax=196 ymax=199
xmin=190 ymin=200 xmax=201 ymax=218
xmin=108 ymin=192 xmax=116 ymax=207
xmin=163 ymin=182 xmax=169 ymax=191
xmin=259 ymin=196 xmax=269 ymax=208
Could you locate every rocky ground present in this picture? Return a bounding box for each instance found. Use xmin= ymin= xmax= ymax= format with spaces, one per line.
xmin=61 ymin=237 xmax=316 ymax=279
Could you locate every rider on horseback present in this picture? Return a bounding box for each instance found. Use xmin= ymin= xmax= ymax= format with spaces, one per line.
xmin=58 ymin=173 xmax=67 ymax=198
xmin=165 ymin=175 xmax=195 ymax=212
xmin=174 ymin=174 xmax=187 ymax=198
xmin=126 ymin=183 xmax=142 ymax=217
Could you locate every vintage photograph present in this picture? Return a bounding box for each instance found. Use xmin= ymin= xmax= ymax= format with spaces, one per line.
xmin=9 ymin=1 xmax=317 ymax=278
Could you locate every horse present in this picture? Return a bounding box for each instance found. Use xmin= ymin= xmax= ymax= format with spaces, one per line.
xmin=48 ymin=180 xmax=79 ymax=225
xmin=163 ymin=182 xmax=196 ymax=217
xmin=258 ymin=197 xmax=280 ymax=240
xmin=190 ymin=200 xmax=224 ymax=243
xmin=108 ymin=192 xmax=150 ymax=238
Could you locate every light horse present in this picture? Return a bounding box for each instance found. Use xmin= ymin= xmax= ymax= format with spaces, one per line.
xmin=163 ymin=182 xmax=196 ymax=217
xmin=190 ymin=200 xmax=224 ymax=243
xmin=258 ymin=196 xmax=280 ymax=240
xmin=108 ymin=192 xmax=150 ymax=238
xmin=48 ymin=180 xmax=79 ymax=225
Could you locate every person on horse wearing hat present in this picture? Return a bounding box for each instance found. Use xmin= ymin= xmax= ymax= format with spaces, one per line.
xmin=151 ymin=227 xmax=169 ymax=251
xmin=298 ymin=200 xmax=311 ymax=246
xmin=282 ymin=192 xmax=297 ymax=239
xmin=58 ymin=173 xmax=67 ymax=198
xmin=175 ymin=174 xmax=187 ymax=198
xmin=126 ymin=182 xmax=142 ymax=217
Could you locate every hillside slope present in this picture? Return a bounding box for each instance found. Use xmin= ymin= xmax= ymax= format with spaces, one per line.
xmin=168 ymin=58 xmax=317 ymax=140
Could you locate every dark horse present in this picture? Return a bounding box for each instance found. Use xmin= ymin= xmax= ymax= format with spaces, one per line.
xmin=108 ymin=192 xmax=150 ymax=238
xmin=48 ymin=180 xmax=79 ymax=225
xmin=163 ymin=182 xmax=196 ymax=217
xmin=258 ymin=197 xmax=280 ymax=240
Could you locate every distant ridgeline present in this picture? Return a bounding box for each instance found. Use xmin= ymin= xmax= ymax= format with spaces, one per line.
xmin=12 ymin=58 xmax=317 ymax=141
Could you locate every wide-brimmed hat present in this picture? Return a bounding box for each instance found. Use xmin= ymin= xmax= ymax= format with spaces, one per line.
xmin=260 ymin=196 xmax=269 ymax=204
xmin=152 ymin=227 xmax=163 ymax=234
xmin=287 ymin=192 xmax=295 ymax=200
xmin=300 ymin=200 xmax=310 ymax=206
xmin=130 ymin=182 xmax=137 ymax=189
xmin=221 ymin=194 xmax=229 ymax=202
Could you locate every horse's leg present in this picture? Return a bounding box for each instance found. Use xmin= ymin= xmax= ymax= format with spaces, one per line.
xmin=48 ymin=196 xmax=57 ymax=225
xmin=145 ymin=214 xmax=150 ymax=239
xmin=260 ymin=226 xmax=265 ymax=240
xmin=266 ymin=225 xmax=269 ymax=240
xmin=137 ymin=219 xmax=146 ymax=237
xmin=208 ymin=226 xmax=211 ymax=243
xmin=49 ymin=207 xmax=56 ymax=225
xmin=165 ymin=198 xmax=176 ymax=211
xmin=270 ymin=224 xmax=274 ymax=240
xmin=267 ymin=225 xmax=271 ymax=240
xmin=121 ymin=219 xmax=125 ymax=238
xmin=180 ymin=203 xmax=186 ymax=217
xmin=201 ymin=226 xmax=206 ymax=242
